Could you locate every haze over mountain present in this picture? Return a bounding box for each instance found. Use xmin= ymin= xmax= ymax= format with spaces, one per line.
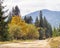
xmin=23 ymin=9 xmax=60 ymax=27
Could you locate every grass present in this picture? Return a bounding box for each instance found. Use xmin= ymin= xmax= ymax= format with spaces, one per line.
xmin=0 ymin=39 xmax=35 ymax=44
xmin=49 ymin=37 xmax=60 ymax=48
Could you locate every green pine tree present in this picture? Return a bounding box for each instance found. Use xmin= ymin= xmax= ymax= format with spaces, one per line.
xmin=35 ymin=17 xmax=39 ymax=27
xmin=29 ymin=16 xmax=33 ymax=24
xmin=52 ymin=27 xmax=58 ymax=37
xmin=24 ymin=16 xmax=33 ymax=24
xmin=0 ymin=0 xmax=10 ymax=41
xmin=39 ymin=10 xmax=44 ymax=39
xmin=43 ymin=16 xmax=52 ymax=38
xmin=39 ymin=10 xmax=44 ymax=27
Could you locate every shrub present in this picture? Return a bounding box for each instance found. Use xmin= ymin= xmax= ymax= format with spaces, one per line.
xmin=9 ymin=16 xmax=39 ymax=40
xmin=27 ymin=24 xmax=39 ymax=39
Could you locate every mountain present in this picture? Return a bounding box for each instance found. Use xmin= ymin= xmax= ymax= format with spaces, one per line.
xmin=23 ymin=9 xmax=60 ymax=27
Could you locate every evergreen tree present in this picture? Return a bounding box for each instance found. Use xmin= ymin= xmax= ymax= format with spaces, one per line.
xmin=43 ymin=16 xmax=49 ymax=38
xmin=11 ymin=6 xmax=20 ymax=16
xmin=48 ymin=23 xmax=52 ymax=37
xmin=57 ymin=24 xmax=60 ymax=36
xmin=12 ymin=7 xmax=15 ymax=16
xmin=26 ymin=16 xmax=30 ymax=24
xmin=52 ymin=25 xmax=60 ymax=37
xmin=0 ymin=0 xmax=10 ymax=41
xmin=39 ymin=10 xmax=44 ymax=27
xmin=14 ymin=6 xmax=20 ymax=16
xmin=29 ymin=16 xmax=33 ymax=24
xmin=39 ymin=10 xmax=44 ymax=39
xmin=8 ymin=6 xmax=20 ymax=22
xmin=44 ymin=16 xmax=52 ymax=38
xmin=38 ymin=11 xmax=52 ymax=39
xmin=58 ymin=24 xmax=60 ymax=32
xmin=8 ymin=12 xmax=12 ymax=22
xmin=43 ymin=16 xmax=48 ymax=28
xmin=46 ymin=23 xmax=52 ymax=38
xmin=35 ymin=17 xmax=39 ymax=27
xmin=24 ymin=16 xmax=27 ymax=23
xmin=52 ymin=27 xmax=58 ymax=37
xmin=24 ymin=16 xmax=33 ymax=24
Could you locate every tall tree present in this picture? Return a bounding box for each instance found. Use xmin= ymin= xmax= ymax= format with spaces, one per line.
xmin=24 ymin=16 xmax=27 ymax=23
xmin=57 ymin=24 xmax=60 ymax=36
xmin=52 ymin=27 xmax=58 ymax=37
xmin=38 ymin=11 xmax=52 ymax=39
xmin=39 ymin=10 xmax=44 ymax=39
xmin=14 ymin=6 xmax=20 ymax=16
xmin=43 ymin=16 xmax=52 ymax=38
xmin=29 ymin=16 xmax=33 ymax=24
xmin=11 ymin=6 xmax=20 ymax=16
xmin=35 ymin=17 xmax=39 ymax=27
xmin=39 ymin=10 xmax=44 ymax=27
xmin=0 ymin=0 xmax=10 ymax=41
xmin=12 ymin=7 xmax=15 ymax=16
xmin=8 ymin=12 xmax=12 ymax=22
xmin=8 ymin=6 xmax=20 ymax=22
xmin=24 ymin=16 xmax=33 ymax=24
xmin=43 ymin=16 xmax=48 ymax=28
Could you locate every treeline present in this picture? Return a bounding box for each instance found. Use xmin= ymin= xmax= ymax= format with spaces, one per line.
xmin=0 ymin=0 xmax=60 ymax=41
xmin=0 ymin=0 xmax=39 ymax=41
xmin=24 ymin=11 xmax=52 ymax=39
xmin=52 ymin=25 xmax=60 ymax=37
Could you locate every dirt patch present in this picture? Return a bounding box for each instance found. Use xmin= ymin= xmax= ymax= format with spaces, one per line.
xmin=0 ymin=40 xmax=50 ymax=48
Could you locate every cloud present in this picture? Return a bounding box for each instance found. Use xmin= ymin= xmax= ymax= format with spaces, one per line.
xmin=4 ymin=0 xmax=60 ymax=16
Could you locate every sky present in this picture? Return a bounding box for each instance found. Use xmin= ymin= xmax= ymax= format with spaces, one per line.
xmin=3 ymin=0 xmax=60 ymax=16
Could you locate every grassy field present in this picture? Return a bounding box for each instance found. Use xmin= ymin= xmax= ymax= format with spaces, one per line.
xmin=49 ymin=37 xmax=60 ymax=48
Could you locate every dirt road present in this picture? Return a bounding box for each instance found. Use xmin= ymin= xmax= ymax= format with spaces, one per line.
xmin=0 ymin=40 xmax=50 ymax=48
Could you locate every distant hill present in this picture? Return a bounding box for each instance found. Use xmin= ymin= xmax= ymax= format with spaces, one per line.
xmin=23 ymin=9 xmax=60 ymax=27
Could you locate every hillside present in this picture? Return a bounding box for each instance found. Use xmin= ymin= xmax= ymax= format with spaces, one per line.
xmin=23 ymin=9 xmax=60 ymax=27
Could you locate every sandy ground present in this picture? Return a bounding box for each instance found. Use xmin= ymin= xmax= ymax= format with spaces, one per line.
xmin=0 ymin=40 xmax=50 ymax=48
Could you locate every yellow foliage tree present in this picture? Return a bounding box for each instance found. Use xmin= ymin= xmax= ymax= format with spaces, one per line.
xmin=9 ymin=16 xmax=39 ymax=40
xmin=9 ymin=16 xmax=28 ymax=39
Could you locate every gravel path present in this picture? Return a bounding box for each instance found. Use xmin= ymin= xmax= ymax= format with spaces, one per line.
xmin=0 ymin=40 xmax=50 ymax=48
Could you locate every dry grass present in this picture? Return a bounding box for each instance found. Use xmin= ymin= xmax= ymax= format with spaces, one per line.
xmin=49 ymin=37 xmax=60 ymax=48
xmin=0 ymin=40 xmax=35 ymax=44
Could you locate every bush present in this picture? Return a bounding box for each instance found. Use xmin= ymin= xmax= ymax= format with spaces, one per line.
xmin=9 ymin=25 xmax=26 ymax=40
xmin=8 ymin=16 xmax=39 ymax=40
xmin=9 ymin=24 xmax=39 ymax=40
xmin=27 ymin=24 xmax=39 ymax=39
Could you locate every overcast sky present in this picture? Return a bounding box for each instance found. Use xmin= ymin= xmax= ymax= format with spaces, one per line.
xmin=3 ymin=0 xmax=60 ymax=16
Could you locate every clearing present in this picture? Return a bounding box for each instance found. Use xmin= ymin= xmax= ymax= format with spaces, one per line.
xmin=0 ymin=40 xmax=50 ymax=48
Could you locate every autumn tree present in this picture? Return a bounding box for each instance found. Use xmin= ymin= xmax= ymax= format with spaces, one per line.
xmin=27 ymin=24 xmax=39 ymax=39
xmin=8 ymin=6 xmax=20 ymax=22
xmin=9 ymin=16 xmax=39 ymax=40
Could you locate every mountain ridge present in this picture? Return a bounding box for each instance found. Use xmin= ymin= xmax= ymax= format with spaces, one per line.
xmin=23 ymin=9 xmax=60 ymax=27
